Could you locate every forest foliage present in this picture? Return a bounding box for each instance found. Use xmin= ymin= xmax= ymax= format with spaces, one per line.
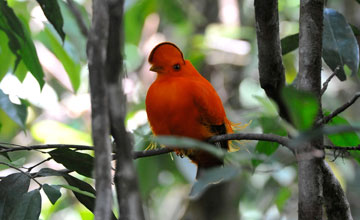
xmin=0 ymin=0 xmax=359 ymax=219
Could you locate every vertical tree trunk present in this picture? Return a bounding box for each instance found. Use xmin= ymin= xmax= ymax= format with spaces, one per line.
xmin=87 ymin=0 xmax=112 ymax=219
xmin=105 ymin=1 xmax=145 ymax=219
xmin=296 ymin=0 xmax=324 ymax=219
xmin=88 ymin=0 xmax=145 ymax=219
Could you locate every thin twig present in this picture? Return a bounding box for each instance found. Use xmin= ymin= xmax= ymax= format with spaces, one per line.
xmin=321 ymin=66 xmax=340 ymax=96
xmin=66 ymin=0 xmax=88 ymax=37
xmin=208 ymin=133 xmax=292 ymax=150
xmin=0 ymin=161 xmax=42 ymax=187
xmin=317 ymin=92 xmax=360 ymax=125
xmin=133 ymin=147 xmax=174 ymax=159
xmin=31 ymin=169 xmax=72 ymax=178
xmin=0 ymin=133 xmax=293 ymax=159
xmin=324 ymin=145 xmax=360 ymax=151
xmin=0 ymin=144 xmax=93 ymax=153
xmin=26 ymin=157 xmax=52 ymax=172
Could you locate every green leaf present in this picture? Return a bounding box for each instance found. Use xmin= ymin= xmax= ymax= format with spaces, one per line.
xmin=252 ymin=117 xmax=287 ymax=168
xmin=282 ymin=86 xmax=318 ymax=131
xmin=0 ymin=173 xmax=30 ymax=219
xmin=35 ymin=168 xmax=116 ymax=218
xmin=36 ymin=167 xmax=65 ymax=177
xmin=275 ymin=187 xmax=291 ymax=212
xmin=0 ymin=31 xmax=13 ymax=80
xmin=0 ymin=0 xmax=45 ymax=88
xmin=43 ymin=184 xmax=62 ymax=204
xmin=36 ymin=0 xmax=65 ymax=41
xmin=156 ymin=0 xmax=187 ymax=24
xmin=322 ymin=8 xmax=359 ymax=81
xmin=8 ymin=189 xmax=41 ymax=220
xmin=190 ymin=166 xmax=239 ymax=198
xmin=125 ymin=0 xmax=156 ymax=45
xmin=0 ymin=89 xmax=27 ymax=128
xmin=58 ymin=184 xmax=95 ymax=199
xmin=62 ymin=173 xmax=96 ymax=212
xmin=326 ymin=114 xmax=360 ymax=164
xmin=39 ymin=26 xmax=81 ymax=92
xmin=255 ymin=117 xmax=287 ymax=155
xmin=49 ymin=148 xmax=94 ymax=177
xmin=154 ymin=136 xmax=225 ymax=158
xmin=281 ymin=33 xmax=299 ymax=55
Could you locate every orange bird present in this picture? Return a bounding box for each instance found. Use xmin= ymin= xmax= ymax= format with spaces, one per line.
xmin=145 ymin=42 xmax=234 ymax=178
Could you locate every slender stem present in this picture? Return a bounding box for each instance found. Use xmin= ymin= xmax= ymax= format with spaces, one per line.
xmin=320 ymin=66 xmax=340 ymax=96
xmin=0 ymin=144 xmax=93 ymax=153
xmin=26 ymin=157 xmax=52 ymax=172
xmin=0 ymin=161 xmax=42 ymax=188
xmin=318 ymin=92 xmax=360 ymax=125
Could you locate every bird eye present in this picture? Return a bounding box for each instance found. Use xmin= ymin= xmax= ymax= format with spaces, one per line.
xmin=173 ymin=63 xmax=181 ymax=70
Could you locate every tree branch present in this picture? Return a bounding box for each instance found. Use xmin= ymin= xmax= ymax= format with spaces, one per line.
xmin=133 ymin=147 xmax=174 ymax=159
xmin=0 ymin=144 xmax=93 ymax=153
xmin=317 ymin=92 xmax=360 ymax=125
xmin=208 ymin=133 xmax=291 ymax=149
xmin=66 ymin=0 xmax=88 ymax=37
xmin=0 ymin=161 xmax=42 ymax=187
xmin=254 ymin=0 xmax=289 ymax=121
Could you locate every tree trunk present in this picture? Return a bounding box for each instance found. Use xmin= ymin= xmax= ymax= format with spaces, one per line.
xmin=296 ymin=0 xmax=324 ymax=219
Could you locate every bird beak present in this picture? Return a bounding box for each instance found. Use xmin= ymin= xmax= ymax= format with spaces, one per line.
xmin=150 ymin=65 xmax=163 ymax=72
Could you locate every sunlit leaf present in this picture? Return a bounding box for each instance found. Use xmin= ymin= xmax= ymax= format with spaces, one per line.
xmin=43 ymin=184 xmax=62 ymax=204
xmin=36 ymin=0 xmax=65 ymax=41
xmin=281 ymin=33 xmax=299 ymax=55
xmin=38 ymin=26 xmax=81 ymax=92
xmin=8 ymin=189 xmax=41 ymax=220
xmin=0 ymin=89 xmax=27 ymax=128
xmin=0 ymin=173 xmax=30 ymax=219
xmin=275 ymin=187 xmax=291 ymax=212
xmin=323 ymin=8 xmax=359 ymax=81
xmin=0 ymin=0 xmax=45 ymax=88
xmin=0 ymin=31 xmax=13 ymax=80
xmin=190 ymin=166 xmax=239 ymax=198
xmin=59 ymin=184 xmax=95 ymax=198
xmin=62 ymin=174 xmax=95 ymax=212
xmin=14 ymin=60 xmax=28 ymax=82
xmin=282 ymin=86 xmax=318 ymax=131
xmin=49 ymin=148 xmax=94 ymax=177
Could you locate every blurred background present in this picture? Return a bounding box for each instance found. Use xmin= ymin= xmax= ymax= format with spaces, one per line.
xmin=0 ymin=0 xmax=360 ymax=219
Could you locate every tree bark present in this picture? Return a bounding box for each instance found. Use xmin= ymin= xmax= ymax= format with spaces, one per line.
xmin=296 ymin=0 xmax=324 ymax=219
xmin=87 ymin=0 xmax=112 ymax=219
xmin=321 ymin=161 xmax=353 ymax=220
xmin=105 ymin=0 xmax=145 ymax=219
xmin=254 ymin=0 xmax=289 ymax=121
